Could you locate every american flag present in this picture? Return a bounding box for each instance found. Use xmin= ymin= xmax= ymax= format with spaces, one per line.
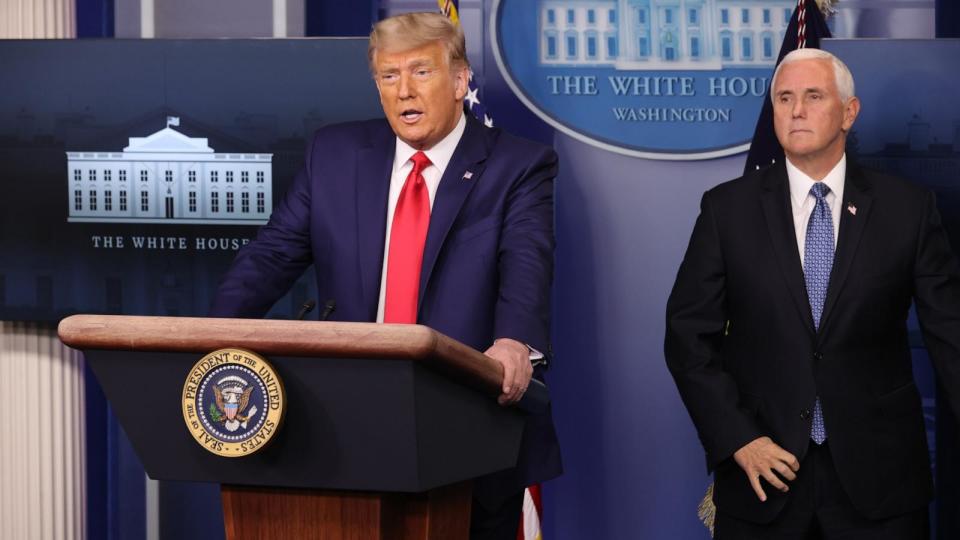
xmin=519 ymin=482 xmax=544 ymax=540
xmin=437 ymin=0 xmax=493 ymax=128
xmin=742 ymin=0 xmax=832 ymax=174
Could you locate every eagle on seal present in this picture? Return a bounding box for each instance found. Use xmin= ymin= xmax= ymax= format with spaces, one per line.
xmin=214 ymin=385 xmax=254 ymax=423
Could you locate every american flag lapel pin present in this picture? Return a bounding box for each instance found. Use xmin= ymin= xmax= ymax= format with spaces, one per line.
xmin=462 ymin=171 xmax=473 ymax=180
xmin=847 ymin=202 xmax=857 ymax=216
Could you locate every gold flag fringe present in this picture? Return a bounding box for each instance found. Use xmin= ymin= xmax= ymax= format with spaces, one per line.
xmin=698 ymin=482 xmax=716 ymax=537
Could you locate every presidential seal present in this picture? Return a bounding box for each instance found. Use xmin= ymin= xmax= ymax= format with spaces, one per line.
xmin=181 ymin=348 xmax=285 ymax=457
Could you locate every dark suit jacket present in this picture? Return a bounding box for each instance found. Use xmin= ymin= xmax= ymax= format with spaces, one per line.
xmin=210 ymin=115 xmax=562 ymax=506
xmin=665 ymin=161 xmax=960 ymax=523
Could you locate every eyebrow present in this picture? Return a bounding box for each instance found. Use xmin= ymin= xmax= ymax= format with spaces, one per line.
xmin=405 ymin=58 xmax=435 ymax=69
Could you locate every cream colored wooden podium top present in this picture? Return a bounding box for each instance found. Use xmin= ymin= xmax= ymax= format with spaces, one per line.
xmin=58 ymin=314 xmax=503 ymax=394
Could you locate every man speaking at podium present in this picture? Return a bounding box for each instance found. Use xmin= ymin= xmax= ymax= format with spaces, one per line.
xmin=210 ymin=11 xmax=561 ymax=539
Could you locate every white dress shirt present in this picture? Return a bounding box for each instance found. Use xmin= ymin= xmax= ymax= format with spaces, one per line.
xmin=786 ymin=154 xmax=846 ymax=266
xmin=375 ymin=112 xmax=467 ymax=323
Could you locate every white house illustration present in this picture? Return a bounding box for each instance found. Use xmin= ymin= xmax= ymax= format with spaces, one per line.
xmin=540 ymin=0 xmax=795 ymax=70
xmin=66 ymin=118 xmax=273 ymax=225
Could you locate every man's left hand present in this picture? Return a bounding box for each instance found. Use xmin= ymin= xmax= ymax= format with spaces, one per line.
xmin=484 ymin=338 xmax=533 ymax=406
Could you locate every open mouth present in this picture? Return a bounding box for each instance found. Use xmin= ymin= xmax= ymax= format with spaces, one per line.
xmin=401 ymin=109 xmax=423 ymax=123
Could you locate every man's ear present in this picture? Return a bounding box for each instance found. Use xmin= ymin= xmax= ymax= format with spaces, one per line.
xmin=842 ymin=96 xmax=861 ymax=133
xmin=453 ymin=66 xmax=469 ymax=101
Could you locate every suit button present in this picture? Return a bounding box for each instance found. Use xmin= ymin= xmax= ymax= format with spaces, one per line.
xmin=813 ymin=352 xmax=823 ymax=361
xmin=800 ymin=409 xmax=812 ymax=420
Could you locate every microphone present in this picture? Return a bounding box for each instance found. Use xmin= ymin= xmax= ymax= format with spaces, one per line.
xmin=318 ymin=299 xmax=337 ymax=321
xmin=296 ymin=299 xmax=316 ymax=320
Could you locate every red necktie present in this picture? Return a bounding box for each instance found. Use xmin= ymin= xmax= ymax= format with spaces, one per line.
xmin=384 ymin=151 xmax=432 ymax=323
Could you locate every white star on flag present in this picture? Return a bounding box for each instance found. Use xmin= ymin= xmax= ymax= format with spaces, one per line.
xmin=483 ymin=114 xmax=494 ymax=128
xmin=465 ymin=87 xmax=480 ymax=109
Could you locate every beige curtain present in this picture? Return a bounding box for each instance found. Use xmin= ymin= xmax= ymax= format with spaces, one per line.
xmin=0 ymin=0 xmax=76 ymax=38
xmin=1 ymin=3 xmax=84 ymax=539
xmin=0 ymin=322 xmax=86 ymax=540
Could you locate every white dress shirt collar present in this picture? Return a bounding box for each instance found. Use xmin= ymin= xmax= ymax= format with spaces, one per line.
xmin=392 ymin=112 xmax=466 ymax=178
xmin=786 ymin=154 xmax=846 ymax=262
xmin=786 ymin=154 xmax=846 ymax=210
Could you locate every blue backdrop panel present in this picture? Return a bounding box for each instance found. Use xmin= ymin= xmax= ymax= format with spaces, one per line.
xmin=475 ymin=1 xmax=736 ymax=536
xmin=548 ymin=138 xmax=745 ymax=539
xmin=0 ymin=39 xmax=381 ymax=324
xmin=823 ymin=39 xmax=960 ymax=540
xmin=306 ymin=0 xmax=377 ymax=36
xmin=76 ymin=0 xmax=114 ymax=38
xmin=937 ymin=0 xmax=960 ymax=37
xmin=480 ymin=1 xmax=773 ymax=536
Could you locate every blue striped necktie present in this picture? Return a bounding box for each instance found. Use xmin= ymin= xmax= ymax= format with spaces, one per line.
xmin=805 ymin=182 xmax=833 ymax=445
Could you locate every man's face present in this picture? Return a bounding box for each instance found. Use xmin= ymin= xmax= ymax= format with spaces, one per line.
xmin=772 ymin=58 xmax=859 ymax=163
xmin=374 ymin=41 xmax=468 ymax=150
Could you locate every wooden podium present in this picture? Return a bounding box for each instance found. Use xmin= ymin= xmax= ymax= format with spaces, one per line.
xmin=59 ymin=315 xmax=533 ymax=540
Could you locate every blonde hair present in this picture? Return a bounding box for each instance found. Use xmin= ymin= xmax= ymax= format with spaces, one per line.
xmin=771 ymin=48 xmax=856 ymax=103
xmin=368 ymin=12 xmax=469 ymax=74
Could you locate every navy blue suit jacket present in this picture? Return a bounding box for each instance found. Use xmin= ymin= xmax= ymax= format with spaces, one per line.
xmin=211 ymin=115 xmax=562 ymax=503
